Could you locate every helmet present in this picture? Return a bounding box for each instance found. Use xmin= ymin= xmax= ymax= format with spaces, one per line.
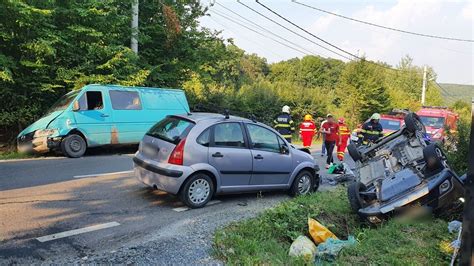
xmin=326 ymin=113 xmax=333 ymax=118
xmin=304 ymin=114 xmax=313 ymax=121
xmin=370 ymin=113 xmax=381 ymax=120
xmin=338 ymin=117 xmax=345 ymax=123
xmin=282 ymin=105 xmax=290 ymax=113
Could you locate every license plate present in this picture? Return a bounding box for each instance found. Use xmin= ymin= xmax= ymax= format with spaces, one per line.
xmin=143 ymin=145 xmax=157 ymax=157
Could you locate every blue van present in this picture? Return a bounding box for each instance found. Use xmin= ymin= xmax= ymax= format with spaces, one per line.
xmin=17 ymin=84 xmax=190 ymax=158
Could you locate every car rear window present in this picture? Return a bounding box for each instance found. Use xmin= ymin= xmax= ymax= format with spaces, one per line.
xmin=146 ymin=117 xmax=194 ymax=144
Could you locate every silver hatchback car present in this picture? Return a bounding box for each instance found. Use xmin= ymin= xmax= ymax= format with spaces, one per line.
xmin=133 ymin=113 xmax=319 ymax=208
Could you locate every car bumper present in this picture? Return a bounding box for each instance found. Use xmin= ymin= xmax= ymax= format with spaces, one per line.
xmin=17 ymin=136 xmax=62 ymax=153
xmin=359 ymin=169 xmax=464 ymax=218
xmin=133 ymin=155 xmax=192 ymax=195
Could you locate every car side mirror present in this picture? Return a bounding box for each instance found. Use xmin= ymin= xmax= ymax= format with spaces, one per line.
xmin=280 ymin=145 xmax=289 ymax=154
xmin=72 ymin=101 xmax=80 ymax=111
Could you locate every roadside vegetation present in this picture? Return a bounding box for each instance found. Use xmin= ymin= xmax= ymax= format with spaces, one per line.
xmin=213 ymin=187 xmax=454 ymax=265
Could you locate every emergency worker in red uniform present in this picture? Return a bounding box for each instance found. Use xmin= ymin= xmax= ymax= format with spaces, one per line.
xmin=336 ymin=117 xmax=351 ymax=161
xmin=299 ymin=114 xmax=316 ymax=148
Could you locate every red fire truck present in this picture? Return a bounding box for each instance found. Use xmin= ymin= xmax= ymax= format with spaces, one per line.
xmin=416 ymin=106 xmax=459 ymax=143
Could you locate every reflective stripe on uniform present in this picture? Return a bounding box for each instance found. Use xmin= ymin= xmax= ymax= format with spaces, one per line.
xmin=281 ymin=134 xmax=292 ymax=138
xmin=276 ymin=124 xmax=291 ymax=128
xmin=300 ymin=129 xmax=315 ymax=132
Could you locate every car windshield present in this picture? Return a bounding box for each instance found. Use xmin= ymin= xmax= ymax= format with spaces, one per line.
xmin=379 ymin=119 xmax=401 ymax=131
xmin=45 ymin=90 xmax=80 ymax=114
xmin=146 ymin=117 xmax=194 ymax=144
xmin=419 ymin=116 xmax=445 ymax=128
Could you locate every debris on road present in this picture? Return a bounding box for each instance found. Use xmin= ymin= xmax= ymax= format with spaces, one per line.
xmin=288 ymin=236 xmax=317 ymax=261
xmin=308 ymin=218 xmax=338 ymax=244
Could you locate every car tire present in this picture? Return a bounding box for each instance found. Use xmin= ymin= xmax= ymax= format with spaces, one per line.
xmin=347 ymin=143 xmax=363 ymax=162
xmin=423 ymin=144 xmax=448 ymax=173
xmin=289 ymin=170 xmax=314 ymax=197
xmin=404 ymin=113 xmax=425 ymax=134
xmin=61 ymin=134 xmax=86 ymax=158
xmin=347 ymin=181 xmax=368 ymax=214
xmin=179 ymin=173 xmax=214 ymax=208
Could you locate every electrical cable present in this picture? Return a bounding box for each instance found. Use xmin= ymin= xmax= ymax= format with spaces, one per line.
xmin=209 ymin=9 xmax=310 ymax=55
xmin=213 ymin=2 xmax=331 ymax=58
xmin=292 ymin=0 xmax=474 ymax=43
xmin=236 ymin=0 xmax=352 ymax=61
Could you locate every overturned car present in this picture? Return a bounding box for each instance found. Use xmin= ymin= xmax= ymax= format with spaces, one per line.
xmin=347 ymin=112 xmax=465 ymax=224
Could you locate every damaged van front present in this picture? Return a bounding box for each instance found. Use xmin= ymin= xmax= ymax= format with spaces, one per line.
xmin=17 ymin=90 xmax=79 ymax=154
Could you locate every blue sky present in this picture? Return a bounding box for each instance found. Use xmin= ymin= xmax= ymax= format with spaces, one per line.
xmin=199 ymin=0 xmax=473 ymax=85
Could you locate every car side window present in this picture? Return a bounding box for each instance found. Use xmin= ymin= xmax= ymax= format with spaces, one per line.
xmin=78 ymin=91 xmax=103 ymax=110
xmin=212 ymin=123 xmax=245 ymax=148
xmin=197 ymin=127 xmax=211 ymax=147
xmin=109 ymin=90 xmax=142 ymax=110
xmin=246 ymin=124 xmax=280 ymax=153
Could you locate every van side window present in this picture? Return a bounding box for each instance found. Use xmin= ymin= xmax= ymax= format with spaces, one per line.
xmin=80 ymin=91 xmax=103 ymax=110
xmin=109 ymin=90 xmax=142 ymax=110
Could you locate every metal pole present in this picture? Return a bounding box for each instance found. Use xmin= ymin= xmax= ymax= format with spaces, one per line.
xmin=131 ymin=0 xmax=139 ymax=54
xmin=421 ymin=66 xmax=427 ymax=105
xmin=459 ymin=97 xmax=474 ymax=265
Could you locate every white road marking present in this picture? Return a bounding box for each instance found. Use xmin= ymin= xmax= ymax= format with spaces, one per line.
xmin=73 ymin=170 xmax=133 ymax=179
xmin=172 ymin=200 xmax=222 ymax=212
xmin=36 ymin=221 xmax=120 ymax=242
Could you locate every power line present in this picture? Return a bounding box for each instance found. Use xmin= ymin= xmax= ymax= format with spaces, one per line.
xmin=292 ymin=0 xmax=474 ymax=43
xmin=236 ymin=0 xmax=352 ymax=61
xmin=209 ymin=10 xmax=310 ymax=55
xmin=213 ymin=2 xmax=330 ymax=58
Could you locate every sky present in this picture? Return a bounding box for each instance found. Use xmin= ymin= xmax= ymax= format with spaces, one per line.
xmin=199 ymin=0 xmax=474 ymax=85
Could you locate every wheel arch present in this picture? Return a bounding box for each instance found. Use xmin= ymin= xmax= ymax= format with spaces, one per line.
xmin=178 ymin=165 xmax=220 ymax=195
xmin=289 ymin=162 xmax=317 ymax=186
xmin=63 ymin=128 xmax=89 ymax=147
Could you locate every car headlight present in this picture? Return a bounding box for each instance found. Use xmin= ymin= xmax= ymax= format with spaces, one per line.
xmin=34 ymin=129 xmax=59 ymax=138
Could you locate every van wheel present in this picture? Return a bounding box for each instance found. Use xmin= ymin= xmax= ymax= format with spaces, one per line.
xmin=289 ymin=170 xmax=314 ymax=197
xmin=347 ymin=181 xmax=369 ymax=214
xmin=61 ymin=134 xmax=86 ymax=158
xmin=348 ymin=143 xmax=363 ymax=162
xmin=180 ymin=173 xmax=214 ymax=208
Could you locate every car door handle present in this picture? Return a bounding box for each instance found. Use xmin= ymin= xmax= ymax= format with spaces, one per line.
xmin=212 ymin=152 xmax=224 ymax=158
xmin=254 ymin=154 xmax=264 ymax=160
xmin=101 ymin=114 xmax=109 ymax=117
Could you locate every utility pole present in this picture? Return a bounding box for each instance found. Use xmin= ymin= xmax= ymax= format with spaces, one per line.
xmin=421 ymin=65 xmax=427 ymax=105
xmin=131 ymin=0 xmax=139 ymax=54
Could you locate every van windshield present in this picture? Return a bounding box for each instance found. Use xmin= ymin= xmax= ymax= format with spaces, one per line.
xmin=146 ymin=117 xmax=195 ymax=144
xmin=419 ymin=116 xmax=445 ymax=128
xmin=45 ymin=90 xmax=80 ymax=114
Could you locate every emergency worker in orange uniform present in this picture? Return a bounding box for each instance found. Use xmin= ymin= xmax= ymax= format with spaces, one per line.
xmin=299 ymin=114 xmax=316 ymax=148
xmin=336 ymin=117 xmax=351 ymax=161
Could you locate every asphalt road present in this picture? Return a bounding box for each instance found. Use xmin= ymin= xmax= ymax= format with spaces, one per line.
xmin=0 ymin=148 xmax=343 ymax=264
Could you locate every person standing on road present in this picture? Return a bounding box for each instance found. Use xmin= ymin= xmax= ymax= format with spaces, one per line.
xmin=299 ymin=114 xmax=316 ymax=148
xmin=318 ymin=117 xmax=328 ymax=157
xmin=336 ymin=117 xmax=351 ymax=161
xmin=274 ymin=105 xmax=295 ymax=143
xmin=358 ymin=113 xmax=384 ymax=144
xmin=320 ymin=114 xmax=340 ymax=168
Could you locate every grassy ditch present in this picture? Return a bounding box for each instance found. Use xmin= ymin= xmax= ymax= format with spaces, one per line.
xmin=213 ymin=187 xmax=454 ymax=265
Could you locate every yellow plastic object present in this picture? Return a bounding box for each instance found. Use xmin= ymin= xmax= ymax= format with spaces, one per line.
xmin=308 ymin=218 xmax=338 ymax=244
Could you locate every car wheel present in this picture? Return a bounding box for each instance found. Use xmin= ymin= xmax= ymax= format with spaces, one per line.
xmin=347 ymin=181 xmax=369 ymax=214
xmin=347 ymin=143 xmax=363 ymax=162
xmin=404 ymin=113 xmax=425 ymax=134
xmin=423 ymin=144 xmax=448 ymax=173
xmin=289 ymin=170 xmax=314 ymax=197
xmin=179 ymin=173 xmax=214 ymax=208
xmin=61 ymin=134 xmax=86 ymax=158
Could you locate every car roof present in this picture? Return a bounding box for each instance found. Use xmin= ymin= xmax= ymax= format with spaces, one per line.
xmin=172 ymin=112 xmax=254 ymax=124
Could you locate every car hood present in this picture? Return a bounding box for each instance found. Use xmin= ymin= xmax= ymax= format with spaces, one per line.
xmin=17 ymin=111 xmax=63 ymax=137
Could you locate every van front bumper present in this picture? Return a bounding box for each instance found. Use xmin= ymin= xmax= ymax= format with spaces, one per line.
xmin=17 ymin=135 xmax=62 ymax=153
xmin=133 ymin=155 xmax=192 ymax=195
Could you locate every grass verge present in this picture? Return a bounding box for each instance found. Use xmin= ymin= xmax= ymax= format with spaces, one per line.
xmin=0 ymin=151 xmax=39 ymax=160
xmin=213 ymin=187 xmax=454 ymax=265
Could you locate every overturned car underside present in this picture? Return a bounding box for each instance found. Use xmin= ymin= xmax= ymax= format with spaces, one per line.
xmin=347 ymin=113 xmax=465 ymax=224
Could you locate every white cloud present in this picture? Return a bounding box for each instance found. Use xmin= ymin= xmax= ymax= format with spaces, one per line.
xmin=308 ymin=13 xmax=337 ymax=34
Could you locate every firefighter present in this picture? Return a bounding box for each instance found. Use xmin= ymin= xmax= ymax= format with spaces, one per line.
xmin=274 ymin=105 xmax=295 ymax=143
xmin=299 ymin=114 xmax=316 ymax=148
xmin=336 ymin=117 xmax=351 ymax=161
xmin=358 ymin=113 xmax=384 ymax=144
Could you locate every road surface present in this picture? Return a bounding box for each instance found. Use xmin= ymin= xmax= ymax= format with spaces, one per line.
xmin=0 ymin=149 xmax=342 ymax=264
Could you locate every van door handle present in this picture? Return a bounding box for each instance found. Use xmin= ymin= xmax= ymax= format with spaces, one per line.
xmin=101 ymin=114 xmax=109 ymax=117
xmin=254 ymin=154 xmax=264 ymax=160
xmin=212 ymin=152 xmax=224 ymax=158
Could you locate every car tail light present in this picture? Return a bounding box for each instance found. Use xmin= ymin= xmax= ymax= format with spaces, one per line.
xmin=168 ymin=138 xmax=186 ymax=165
